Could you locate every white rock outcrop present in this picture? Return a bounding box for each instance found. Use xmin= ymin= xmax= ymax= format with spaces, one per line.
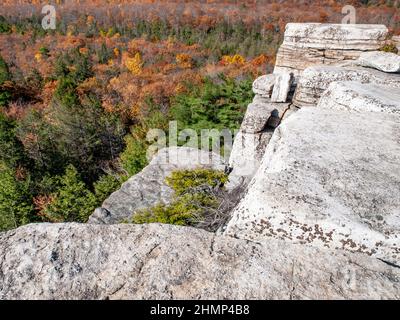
xmin=1 ymin=223 xmax=399 ymax=300
xmin=294 ymin=65 xmax=400 ymax=107
xmin=356 ymin=51 xmax=400 ymax=73
xmin=89 ymin=147 xmax=226 ymax=224
xmin=225 ymin=108 xmax=400 ymax=265
xmin=318 ymin=82 xmax=400 ymax=114
xmin=274 ymin=23 xmax=388 ymax=77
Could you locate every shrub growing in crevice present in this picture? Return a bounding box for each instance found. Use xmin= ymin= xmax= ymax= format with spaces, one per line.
xmin=379 ymin=42 xmax=398 ymax=54
xmin=128 ymin=168 xmax=236 ymax=232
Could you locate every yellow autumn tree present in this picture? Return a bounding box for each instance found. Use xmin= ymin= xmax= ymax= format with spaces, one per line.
xmin=221 ymin=54 xmax=245 ymax=65
xmin=125 ymin=52 xmax=143 ymax=75
xmin=176 ymin=53 xmax=192 ymax=69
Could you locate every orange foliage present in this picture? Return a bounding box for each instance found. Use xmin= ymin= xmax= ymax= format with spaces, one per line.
xmin=176 ymin=53 xmax=192 ymax=69
xmin=221 ymin=54 xmax=245 ymax=66
xmin=124 ymin=52 xmax=143 ymax=75
xmin=33 ymin=194 xmax=56 ymax=221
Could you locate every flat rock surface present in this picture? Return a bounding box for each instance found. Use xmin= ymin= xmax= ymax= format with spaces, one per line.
xmin=225 ymin=108 xmax=400 ymax=265
xmin=318 ymin=82 xmax=400 ymax=114
xmin=1 ymin=223 xmax=399 ymax=299
xmin=88 ymin=147 xmax=226 ymax=224
xmin=357 ymin=51 xmax=400 ymax=73
xmin=294 ymin=65 xmax=400 ymax=106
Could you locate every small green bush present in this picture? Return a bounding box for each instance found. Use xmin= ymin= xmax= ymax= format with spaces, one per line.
xmin=129 ymin=169 xmax=228 ymax=227
xmin=165 ymin=168 xmax=228 ymax=195
xmin=379 ymin=43 xmax=399 ymax=54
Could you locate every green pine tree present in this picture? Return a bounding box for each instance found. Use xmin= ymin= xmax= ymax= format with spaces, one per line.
xmin=44 ymin=165 xmax=97 ymax=222
xmin=0 ymin=54 xmax=11 ymax=107
xmin=0 ymin=165 xmax=34 ymax=231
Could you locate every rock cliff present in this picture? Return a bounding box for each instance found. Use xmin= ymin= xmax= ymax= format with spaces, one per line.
xmin=274 ymin=23 xmax=388 ymax=77
xmin=225 ymin=24 xmax=400 ymax=267
xmin=224 ymin=107 xmax=400 ymax=265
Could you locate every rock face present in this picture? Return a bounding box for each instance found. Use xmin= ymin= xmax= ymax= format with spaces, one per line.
xmin=271 ymin=72 xmax=293 ymax=103
xmin=227 ymin=94 xmax=292 ymax=190
xmin=318 ymin=82 xmax=400 ymax=114
xmin=357 ymin=51 xmax=400 ymax=73
xmin=293 ymin=65 xmax=400 ymax=107
xmin=1 ymin=223 xmax=399 ymax=300
xmin=88 ymin=147 xmax=226 ymax=224
xmin=274 ymin=23 xmax=388 ymax=77
xmin=225 ymin=108 xmax=400 ymax=265
xmin=393 ymin=36 xmax=400 ymax=52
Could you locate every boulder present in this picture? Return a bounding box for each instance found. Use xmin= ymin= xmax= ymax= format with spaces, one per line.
xmin=252 ymin=74 xmax=276 ymax=97
xmin=241 ymin=96 xmax=290 ymax=133
xmin=392 ymin=36 xmax=400 ymax=52
xmin=271 ymin=73 xmax=293 ymax=103
xmin=88 ymin=147 xmax=226 ymax=224
xmin=225 ymin=108 xmax=400 ymax=265
xmin=1 ymin=223 xmax=399 ymax=299
xmin=274 ymin=23 xmax=388 ymax=77
xmin=293 ymin=65 xmax=400 ymax=107
xmin=356 ymin=51 xmax=400 ymax=73
xmin=318 ymin=82 xmax=400 ymax=114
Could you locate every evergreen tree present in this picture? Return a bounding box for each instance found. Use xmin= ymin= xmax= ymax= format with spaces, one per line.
xmin=0 ymin=114 xmax=29 ymax=170
xmin=0 ymin=54 xmax=11 ymax=107
xmin=44 ymin=165 xmax=96 ymax=222
xmin=0 ymin=165 xmax=34 ymax=231
xmin=94 ymin=174 xmax=125 ymax=203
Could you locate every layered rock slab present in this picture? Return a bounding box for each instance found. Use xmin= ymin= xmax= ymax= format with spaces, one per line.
xmin=1 ymin=223 xmax=399 ymax=299
xmin=318 ymin=82 xmax=400 ymax=114
xmin=89 ymin=147 xmax=226 ymax=224
xmin=225 ymin=108 xmax=400 ymax=265
xmin=293 ymin=65 xmax=400 ymax=107
xmin=274 ymin=23 xmax=388 ymax=77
